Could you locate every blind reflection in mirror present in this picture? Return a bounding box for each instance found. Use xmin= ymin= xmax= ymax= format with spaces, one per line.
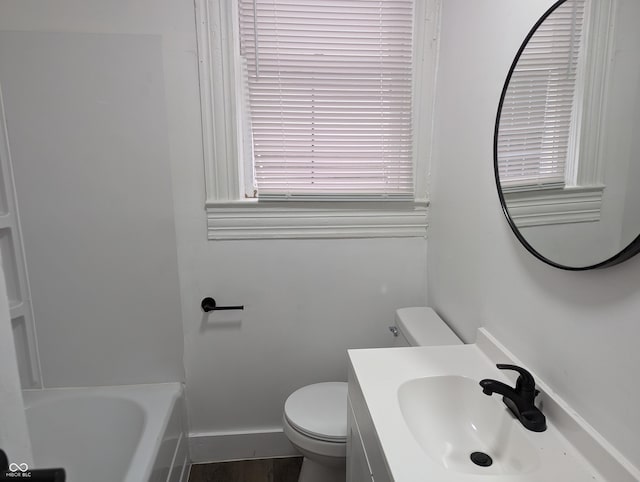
xmin=495 ymin=0 xmax=640 ymax=269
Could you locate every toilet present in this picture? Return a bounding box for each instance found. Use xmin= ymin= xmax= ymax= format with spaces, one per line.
xmin=282 ymin=307 xmax=462 ymax=482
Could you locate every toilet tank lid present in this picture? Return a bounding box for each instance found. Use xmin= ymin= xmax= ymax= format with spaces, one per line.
xmin=395 ymin=307 xmax=462 ymax=346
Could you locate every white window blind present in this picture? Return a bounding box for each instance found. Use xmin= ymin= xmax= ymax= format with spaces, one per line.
xmin=237 ymin=0 xmax=415 ymax=201
xmin=497 ymin=0 xmax=586 ymax=191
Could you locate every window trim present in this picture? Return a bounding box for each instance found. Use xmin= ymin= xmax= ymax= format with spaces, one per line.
xmin=195 ymin=0 xmax=439 ymax=240
xmin=206 ymin=200 xmax=429 ymax=240
xmin=571 ymin=0 xmax=615 ymax=188
xmin=503 ymin=185 xmax=604 ymax=228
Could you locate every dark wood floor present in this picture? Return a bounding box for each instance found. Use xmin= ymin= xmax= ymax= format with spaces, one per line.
xmin=189 ymin=457 xmax=303 ymax=482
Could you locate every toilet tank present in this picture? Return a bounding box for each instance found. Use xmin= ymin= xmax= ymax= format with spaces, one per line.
xmin=391 ymin=307 xmax=462 ymax=347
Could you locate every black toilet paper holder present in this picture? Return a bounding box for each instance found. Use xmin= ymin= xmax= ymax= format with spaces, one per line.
xmin=201 ymin=297 xmax=244 ymax=312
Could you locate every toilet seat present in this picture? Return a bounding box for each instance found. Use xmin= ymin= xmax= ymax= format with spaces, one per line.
xmin=284 ymin=382 xmax=347 ymax=443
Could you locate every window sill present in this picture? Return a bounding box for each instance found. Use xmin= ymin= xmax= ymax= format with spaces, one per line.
xmin=205 ymin=201 xmax=429 ymax=240
xmin=503 ymin=185 xmax=604 ymax=228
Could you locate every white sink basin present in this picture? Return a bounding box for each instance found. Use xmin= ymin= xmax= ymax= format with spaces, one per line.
xmin=348 ymin=340 xmax=627 ymax=481
xmin=398 ymin=375 xmax=539 ymax=475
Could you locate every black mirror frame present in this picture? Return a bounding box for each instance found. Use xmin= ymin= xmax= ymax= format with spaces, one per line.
xmin=494 ymin=0 xmax=640 ymax=271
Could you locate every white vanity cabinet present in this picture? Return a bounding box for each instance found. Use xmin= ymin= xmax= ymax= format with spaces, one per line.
xmin=347 ymin=364 xmax=392 ymax=482
xmin=347 ymin=399 xmax=373 ymax=482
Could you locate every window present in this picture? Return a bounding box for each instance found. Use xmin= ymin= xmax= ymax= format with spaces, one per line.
xmin=496 ymin=0 xmax=613 ymax=227
xmin=498 ymin=0 xmax=587 ymax=191
xmin=196 ymin=0 xmax=438 ymax=239
xmin=238 ymin=0 xmax=414 ymax=201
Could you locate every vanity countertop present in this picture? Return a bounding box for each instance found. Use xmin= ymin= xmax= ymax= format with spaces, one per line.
xmin=348 ymin=340 xmax=612 ymax=482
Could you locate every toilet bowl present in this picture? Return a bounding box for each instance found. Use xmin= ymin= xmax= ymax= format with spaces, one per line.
xmin=282 ymin=307 xmax=462 ymax=482
xmin=283 ymin=382 xmax=347 ymax=482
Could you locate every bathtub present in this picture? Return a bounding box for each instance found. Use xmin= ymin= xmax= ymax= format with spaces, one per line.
xmin=22 ymin=383 xmax=189 ymax=482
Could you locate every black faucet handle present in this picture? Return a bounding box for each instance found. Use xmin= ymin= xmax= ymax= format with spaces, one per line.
xmin=496 ymin=364 xmax=537 ymax=399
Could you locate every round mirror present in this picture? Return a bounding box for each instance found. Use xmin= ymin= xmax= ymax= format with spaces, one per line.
xmin=494 ymin=0 xmax=640 ymax=270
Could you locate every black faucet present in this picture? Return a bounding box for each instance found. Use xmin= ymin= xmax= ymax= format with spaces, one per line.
xmin=479 ymin=364 xmax=546 ymax=432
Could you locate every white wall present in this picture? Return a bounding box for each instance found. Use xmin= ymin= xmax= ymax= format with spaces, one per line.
xmin=0 ymin=0 xmax=428 ymax=443
xmin=0 ymin=3 xmax=185 ymax=387
xmin=182 ymin=238 xmax=427 ymax=437
xmin=428 ymin=0 xmax=640 ymax=469
xmin=518 ymin=211 xmax=622 ymax=268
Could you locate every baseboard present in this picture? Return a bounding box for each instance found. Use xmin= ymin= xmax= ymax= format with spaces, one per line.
xmin=188 ymin=428 xmax=299 ymax=463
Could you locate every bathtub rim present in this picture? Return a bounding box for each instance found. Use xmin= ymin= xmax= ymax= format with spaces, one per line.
xmin=22 ymin=382 xmax=184 ymax=482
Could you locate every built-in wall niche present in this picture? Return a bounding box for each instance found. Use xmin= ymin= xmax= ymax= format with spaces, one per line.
xmin=0 ymin=229 xmax=22 ymax=306
xmin=0 ymin=85 xmax=41 ymax=387
xmin=11 ymin=317 xmax=34 ymax=388
xmin=0 ymin=162 xmax=7 ymax=215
